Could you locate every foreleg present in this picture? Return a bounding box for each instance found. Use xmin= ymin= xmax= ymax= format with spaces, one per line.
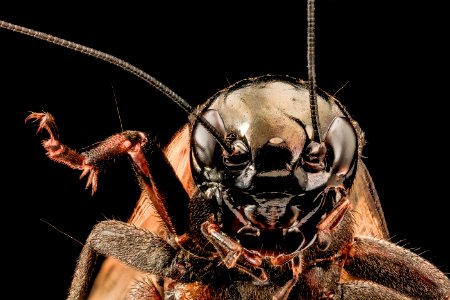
xmin=339 ymin=281 xmax=411 ymax=299
xmin=344 ymin=236 xmax=450 ymax=299
xmin=27 ymin=111 xmax=192 ymax=238
xmin=26 ymin=112 xmax=148 ymax=194
xmin=67 ymin=220 xmax=186 ymax=300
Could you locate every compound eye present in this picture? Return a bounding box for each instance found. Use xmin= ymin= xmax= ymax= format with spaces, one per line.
xmin=192 ymin=109 xmax=226 ymax=167
xmin=301 ymin=141 xmax=327 ymax=172
xmin=223 ymin=140 xmax=250 ymax=168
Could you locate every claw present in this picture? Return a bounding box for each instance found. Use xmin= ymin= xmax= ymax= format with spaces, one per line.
xmin=81 ymin=167 xmax=99 ymax=195
xmin=26 ymin=111 xmax=92 ymax=191
xmin=80 ymin=168 xmax=90 ymax=180
xmin=25 ymin=111 xmax=59 ymax=141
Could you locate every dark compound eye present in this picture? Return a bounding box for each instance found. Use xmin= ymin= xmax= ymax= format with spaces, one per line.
xmin=223 ymin=140 xmax=250 ymax=168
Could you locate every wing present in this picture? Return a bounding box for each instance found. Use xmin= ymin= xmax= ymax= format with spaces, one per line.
xmin=348 ymin=160 xmax=389 ymax=239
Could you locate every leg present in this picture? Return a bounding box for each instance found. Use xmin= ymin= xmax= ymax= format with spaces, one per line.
xmin=345 ymin=236 xmax=450 ymax=299
xmin=67 ymin=220 xmax=181 ymax=300
xmin=340 ymin=281 xmax=411 ymax=300
xmin=26 ymin=112 xmax=148 ymax=194
xmin=126 ymin=277 xmax=163 ymax=300
xmin=27 ymin=111 xmax=191 ymax=236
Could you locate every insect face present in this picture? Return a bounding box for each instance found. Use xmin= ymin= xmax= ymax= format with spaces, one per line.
xmin=191 ymin=75 xmax=359 ymax=258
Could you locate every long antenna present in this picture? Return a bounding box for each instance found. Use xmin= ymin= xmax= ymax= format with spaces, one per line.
xmin=307 ymin=0 xmax=322 ymax=142
xmin=0 ymin=20 xmax=233 ymax=153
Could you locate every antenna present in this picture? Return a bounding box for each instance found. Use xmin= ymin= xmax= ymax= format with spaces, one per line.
xmin=307 ymin=0 xmax=322 ymax=142
xmin=0 ymin=20 xmax=233 ymax=153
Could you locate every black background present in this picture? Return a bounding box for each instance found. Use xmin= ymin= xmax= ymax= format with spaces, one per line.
xmin=1 ymin=2 xmax=448 ymax=299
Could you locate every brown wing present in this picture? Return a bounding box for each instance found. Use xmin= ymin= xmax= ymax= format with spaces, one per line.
xmin=348 ymin=160 xmax=389 ymax=239
xmin=86 ymin=126 xmax=390 ymax=299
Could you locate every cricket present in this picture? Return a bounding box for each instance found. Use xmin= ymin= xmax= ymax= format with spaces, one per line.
xmin=1 ymin=1 xmax=449 ymax=299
